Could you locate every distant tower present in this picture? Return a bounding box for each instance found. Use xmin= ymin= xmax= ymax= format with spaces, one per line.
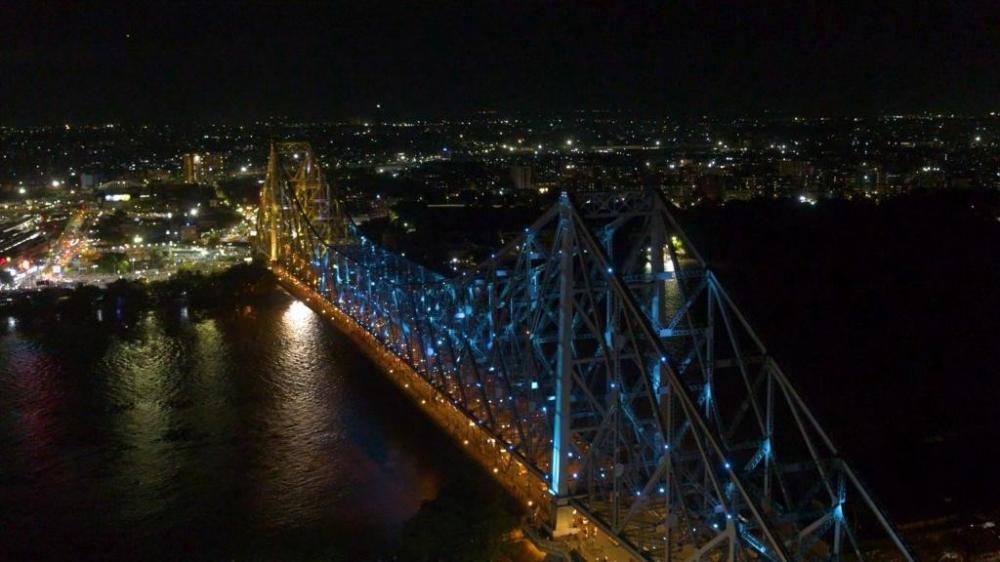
xmin=510 ymin=165 xmax=533 ymax=191
xmin=182 ymin=153 xmax=200 ymax=183
xmin=182 ymin=153 xmax=226 ymax=184
xmin=80 ymin=172 xmax=102 ymax=190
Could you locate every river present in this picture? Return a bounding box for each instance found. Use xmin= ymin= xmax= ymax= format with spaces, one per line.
xmin=0 ymin=293 xmax=511 ymax=561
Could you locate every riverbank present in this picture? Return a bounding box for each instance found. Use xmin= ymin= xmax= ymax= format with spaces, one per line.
xmin=0 ymin=262 xmax=278 ymax=325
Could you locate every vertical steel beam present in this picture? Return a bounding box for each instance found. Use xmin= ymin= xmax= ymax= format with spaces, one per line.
xmin=551 ymin=194 xmax=574 ymax=500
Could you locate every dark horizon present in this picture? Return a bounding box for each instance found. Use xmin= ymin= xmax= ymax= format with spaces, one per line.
xmin=6 ymin=107 xmax=1000 ymax=130
xmin=3 ymin=1 xmax=999 ymax=126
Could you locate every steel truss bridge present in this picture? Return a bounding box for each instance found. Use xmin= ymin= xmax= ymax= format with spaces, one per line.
xmin=257 ymin=142 xmax=916 ymax=562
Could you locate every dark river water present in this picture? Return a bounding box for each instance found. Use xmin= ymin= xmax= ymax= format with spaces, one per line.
xmin=0 ymin=293 xmax=505 ymax=561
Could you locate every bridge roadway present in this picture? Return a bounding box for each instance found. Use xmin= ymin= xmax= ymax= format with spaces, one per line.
xmin=273 ymin=264 xmax=646 ymax=562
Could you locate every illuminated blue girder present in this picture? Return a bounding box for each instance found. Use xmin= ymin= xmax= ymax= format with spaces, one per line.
xmin=258 ymin=143 xmax=916 ymax=562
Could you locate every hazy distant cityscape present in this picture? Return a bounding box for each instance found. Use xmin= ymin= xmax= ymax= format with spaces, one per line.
xmin=3 ymin=112 xmax=998 ymax=291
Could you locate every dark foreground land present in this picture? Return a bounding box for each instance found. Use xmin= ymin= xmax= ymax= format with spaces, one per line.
xmin=679 ymin=191 xmax=1000 ymax=558
xmin=681 ymin=191 xmax=1000 ymax=522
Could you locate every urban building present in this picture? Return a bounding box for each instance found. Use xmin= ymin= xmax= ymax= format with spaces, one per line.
xmin=182 ymin=153 xmax=226 ymax=184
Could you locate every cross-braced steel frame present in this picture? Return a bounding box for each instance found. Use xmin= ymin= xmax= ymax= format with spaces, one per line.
xmin=258 ymin=141 xmax=348 ymax=284
xmin=257 ymin=143 xmax=916 ymax=562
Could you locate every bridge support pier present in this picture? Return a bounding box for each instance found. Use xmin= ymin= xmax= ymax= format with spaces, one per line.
xmin=551 ymin=501 xmax=579 ymax=538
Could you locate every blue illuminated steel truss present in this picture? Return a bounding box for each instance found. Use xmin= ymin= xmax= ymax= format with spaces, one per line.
xmin=257 ymin=142 xmax=916 ymax=562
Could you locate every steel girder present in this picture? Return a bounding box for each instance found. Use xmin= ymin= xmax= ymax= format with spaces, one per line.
xmin=257 ymin=141 xmax=348 ymax=283
xmin=256 ymin=148 xmax=915 ymax=562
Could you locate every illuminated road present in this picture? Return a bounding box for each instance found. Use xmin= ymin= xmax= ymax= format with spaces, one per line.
xmin=43 ymin=203 xmax=94 ymax=277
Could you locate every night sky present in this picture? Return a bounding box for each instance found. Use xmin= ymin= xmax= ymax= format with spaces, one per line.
xmin=2 ymin=1 xmax=999 ymax=124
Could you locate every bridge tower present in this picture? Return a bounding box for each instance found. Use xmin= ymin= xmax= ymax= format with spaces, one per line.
xmin=256 ymin=141 xmax=349 ymax=278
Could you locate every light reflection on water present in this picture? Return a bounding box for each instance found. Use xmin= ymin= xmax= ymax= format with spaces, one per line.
xmin=0 ymin=295 xmax=483 ymax=560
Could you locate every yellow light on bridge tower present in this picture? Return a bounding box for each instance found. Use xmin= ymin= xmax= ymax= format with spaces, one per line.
xmin=257 ymin=141 xmax=349 ymax=266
